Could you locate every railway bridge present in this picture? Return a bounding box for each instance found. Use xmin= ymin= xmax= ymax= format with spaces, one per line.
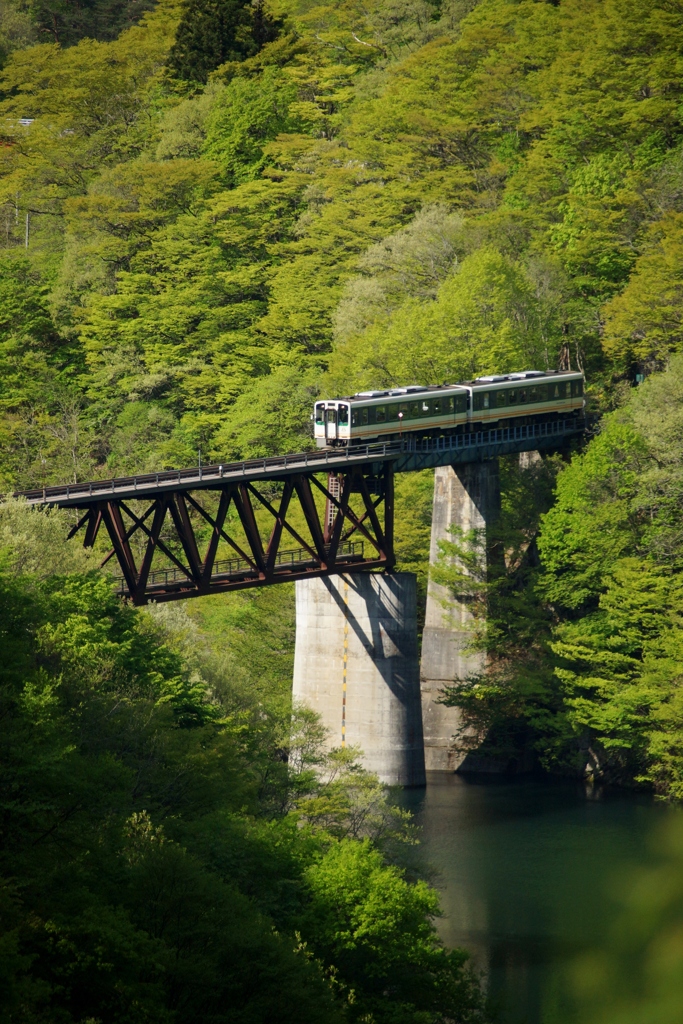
xmin=17 ymin=418 xmax=583 ymax=786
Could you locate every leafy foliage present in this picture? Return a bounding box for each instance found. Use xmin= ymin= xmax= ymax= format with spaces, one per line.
xmin=2 ymin=0 xmax=681 ymax=489
xmin=441 ymin=356 xmax=683 ymax=793
xmin=0 ymin=0 xmax=154 ymax=53
xmin=4 ymin=0 xmax=683 ymax=485
xmin=0 ymin=506 xmax=488 ymax=1022
xmin=168 ymin=0 xmax=282 ymax=84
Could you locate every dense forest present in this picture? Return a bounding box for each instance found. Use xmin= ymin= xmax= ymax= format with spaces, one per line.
xmin=1 ymin=0 xmax=683 ymax=1019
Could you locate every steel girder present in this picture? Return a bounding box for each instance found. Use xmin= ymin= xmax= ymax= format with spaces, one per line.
xmin=66 ymin=466 xmax=395 ymax=605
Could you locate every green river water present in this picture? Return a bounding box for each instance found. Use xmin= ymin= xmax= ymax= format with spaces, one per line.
xmin=401 ymin=773 xmax=679 ymax=1024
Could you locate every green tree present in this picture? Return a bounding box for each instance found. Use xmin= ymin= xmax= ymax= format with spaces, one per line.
xmin=203 ymin=65 xmax=300 ymax=185
xmin=168 ymin=0 xmax=281 ymax=84
xmin=602 ymin=212 xmax=683 ymax=370
xmin=303 ymin=839 xmax=488 ymax=1023
xmin=529 ymin=356 xmax=683 ymax=789
xmin=0 ymin=499 xmax=489 ymax=1020
xmin=0 ymin=0 xmax=36 ymax=68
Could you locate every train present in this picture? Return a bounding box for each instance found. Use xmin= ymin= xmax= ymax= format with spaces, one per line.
xmin=313 ymin=369 xmax=585 ymax=448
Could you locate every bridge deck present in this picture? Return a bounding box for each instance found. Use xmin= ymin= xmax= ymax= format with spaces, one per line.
xmin=16 ymin=418 xmax=582 ymax=509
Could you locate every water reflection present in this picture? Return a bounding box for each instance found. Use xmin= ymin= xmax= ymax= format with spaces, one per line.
xmin=401 ymin=773 xmax=675 ymax=1024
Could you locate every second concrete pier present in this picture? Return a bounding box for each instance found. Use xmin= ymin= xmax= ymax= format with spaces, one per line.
xmin=420 ymin=461 xmax=501 ymax=771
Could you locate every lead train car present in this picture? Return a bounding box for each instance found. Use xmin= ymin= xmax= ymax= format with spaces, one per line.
xmin=313 ymin=370 xmax=585 ymax=448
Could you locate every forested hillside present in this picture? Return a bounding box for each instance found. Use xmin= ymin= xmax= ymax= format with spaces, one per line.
xmin=4 ymin=0 xmax=683 ymax=486
xmin=2 ymin=0 xmax=683 ymax=1019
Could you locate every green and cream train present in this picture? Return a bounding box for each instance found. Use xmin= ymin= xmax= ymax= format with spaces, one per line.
xmin=313 ymin=370 xmax=585 ymax=448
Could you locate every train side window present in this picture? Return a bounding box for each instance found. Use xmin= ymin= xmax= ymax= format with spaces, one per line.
xmin=410 ymin=401 xmax=420 ymax=418
xmin=508 ymin=389 xmax=517 ymax=404
xmin=519 ymin=389 xmax=527 ymax=403
xmin=315 ymin=403 xmax=325 ymax=425
xmin=386 ymin=404 xmax=398 ymax=421
xmin=456 ymin=395 xmax=466 ymax=413
xmin=447 ymin=396 xmax=456 ymax=413
xmin=399 ymin=402 xmax=409 ymax=418
xmin=482 ymin=393 xmax=490 ymax=409
xmin=376 ymin=405 xmax=386 ymax=422
xmin=421 ymin=400 xmax=431 ymax=416
xmin=496 ymin=391 xmax=506 ymax=407
xmin=360 ymin=408 xmax=369 ymax=425
xmin=572 ymin=380 xmax=583 ymax=396
xmin=553 ymin=384 xmax=560 ymax=399
xmin=352 ymin=409 xmax=359 ymax=426
xmin=338 ymin=404 xmax=349 ymax=425
xmin=529 ymin=387 xmax=537 ymax=402
xmin=367 ymin=406 xmax=376 ymax=424
xmin=433 ymin=398 xmax=441 ymax=414
xmin=473 ymin=393 xmax=481 ymax=411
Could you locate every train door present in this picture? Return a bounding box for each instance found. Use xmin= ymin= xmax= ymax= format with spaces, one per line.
xmin=325 ymin=405 xmax=338 ymax=443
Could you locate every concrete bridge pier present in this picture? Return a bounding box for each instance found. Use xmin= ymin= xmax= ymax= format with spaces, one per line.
xmin=292 ymin=573 xmax=426 ymax=786
xmin=420 ymin=461 xmax=501 ymax=771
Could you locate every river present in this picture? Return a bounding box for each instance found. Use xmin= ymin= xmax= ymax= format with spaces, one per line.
xmin=401 ymin=773 xmax=678 ymax=1024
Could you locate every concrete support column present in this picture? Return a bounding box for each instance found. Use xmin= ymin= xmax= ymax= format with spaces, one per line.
xmin=420 ymin=461 xmax=501 ymax=771
xmin=292 ymin=573 xmax=425 ymax=787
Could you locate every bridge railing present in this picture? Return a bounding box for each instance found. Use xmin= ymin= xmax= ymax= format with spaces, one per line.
xmin=15 ymin=417 xmax=582 ymax=507
xmin=405 ymin=417 xmax=576 ymax=455
xmin=19 ymin=444 xmax=399 ymax=504
xmin=113 ymin=540 xmax=366 ymax=596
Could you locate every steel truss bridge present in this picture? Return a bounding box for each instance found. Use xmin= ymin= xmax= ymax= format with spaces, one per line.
xmin=15 ymin=419 xmax=583 ymax=605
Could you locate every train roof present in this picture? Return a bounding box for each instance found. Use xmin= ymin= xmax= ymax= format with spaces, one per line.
xmin=328 ymin=370 xmax=583 ymax=404
xmin=464 ymin=369 xmax=583 ymax=386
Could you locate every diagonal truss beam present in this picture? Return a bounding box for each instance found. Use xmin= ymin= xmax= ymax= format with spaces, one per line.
xmin=200 ymin=489 xmax=231 ymax=582
xmin=185 ymin=490 xmax=258 ymax=570
xmin=234 ymin=484 xmax=266 ymax=575
xmin=294 ymin=475 xmax=328 ymax=565
xmin=168 ymin=494 xmax=203 ymax=582
xmin=99 ymin=501 xmax=156 ymax=568
xmin=99 ymin=501 xmax=137 ymax=596
xmin=310 ymin=471 xmax=381 ymax=555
